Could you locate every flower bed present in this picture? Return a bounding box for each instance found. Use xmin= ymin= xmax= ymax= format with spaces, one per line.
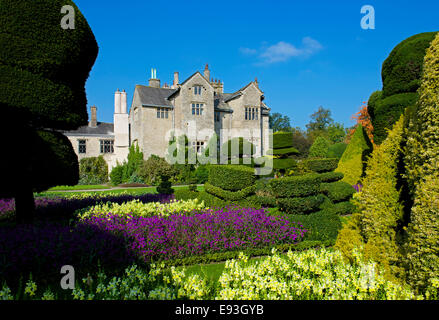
xmin=79 ymin=207 xmax=307 ymax=262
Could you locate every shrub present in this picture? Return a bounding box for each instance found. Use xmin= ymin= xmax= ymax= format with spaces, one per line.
xmin=272 ymin=158 xmax=297 ymax=170
xmin=79 ymin=156 xmax=108 ymax=185
xmin=269 ymin=174 xmax=321 ymax=198
xmin=267 ymin=147 xmax=299 ymax=156
xmin=277 ymin=194 xmax=325 ymax=215
xmin=204 ymin=182 xmax=256 ymax=201
xmin=336 ymin=116 xmax=406 ymax=281
xmin=109 ymin=163 xmax=124 ymax=186
xmin=327 ymin=142 xmax=347 ymax=159
xmin=332 ymin=201 xmax=356 ymax=216
xmin=272 ymin=132 xmax=294 ymax=149
xmin=317 ymin=171 xmax=344 ymax=183
xmin=122 ymin=145 xmax=144 ymax=183
xmin=207 ymin=165 xmax=255 ymax=191
xmin=404 ymin=33 xmax=439 ymax=292
xmin=308 ymin=136 xmax=331 ymax=158
xmin=290 ymin=208 xmax=342 ymax=242
xmin=174 ymin=189 xmax=198 ymax=201
xmin=303 ymin=158 xmax=339 ymax=173
xmin=194 ymin=165 xmax=209 ymax=184
xmin=138 ymin=155 xmax=174 ymax=186
xmin=320 ymin=181 xmax=356 ymax=203
xmin=368 ymin=31 xmax=437 ymax=144
xmin=336 ymin=125 xmax=373 ymax=185
xmin=156 ymin=174 xmax=174 ymax=195
xmin=188 ymin=184 xmax=197 ymax=192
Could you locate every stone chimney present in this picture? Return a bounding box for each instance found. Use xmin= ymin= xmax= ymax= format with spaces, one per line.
xmin=204 ymin=64 xmax=210 ymax=81
xmin=90 ymin=106 xmax=97 ymax=127
xmin=173 ymin=72 xmax=179 ymax=87
xmin=254 ymin=77 xmax=259 ymax=88
xmin=120 ymin=90 xmax=127 ymax=114
xmin=114 ymin=89 xmax=121 ymax=114
xmin=148 ymin=68 xmax=160 ymax=88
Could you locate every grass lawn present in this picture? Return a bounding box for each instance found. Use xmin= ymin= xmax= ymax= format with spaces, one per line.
xmin=47 ymin=184 xmax=112 ymax=191
xmin=36 ymin=185 xmax=205 ymax=198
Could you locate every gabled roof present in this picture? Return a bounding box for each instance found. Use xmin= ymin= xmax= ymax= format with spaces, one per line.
xmin=168 ymin=71 xmax=213 ymax=99
xmin=224 ymin=81 xmax=263 ymax=102
xmin=135 ymin=85 xmax=177 ymax=107
xmin=63 ymin=122 xmax=114 ymax=136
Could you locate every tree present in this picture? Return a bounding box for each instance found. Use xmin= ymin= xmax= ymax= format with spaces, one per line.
xmin=327 ymin=122 xmax=347 ymax=144
xmin=79 ymin=156 xmax=108 ymax=185
xmin=137 ymin=155 xmax=175 ymax=186
xmin=306 ymin=106 xmax=334 ymax=133
xmin=269 ymin=113 xmax=292 ymax=132
xmin=0 ymin=0 xmax=98 ymax=223
xmin=308 ymin=136 xmax=331 ymax=158
xmin=290 ymin=127 xmax=313 ymax=159
xmin=122 ymin=144 xmax=144 ymax=182
xmin=347 ymin=102 xmax=374 ymax=145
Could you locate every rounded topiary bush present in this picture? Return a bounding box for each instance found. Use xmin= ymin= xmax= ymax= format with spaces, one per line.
xmin=302 ymin=158 xmax=339 ymax=173
xmin=208 ymin=165 xmax=255 ymax=191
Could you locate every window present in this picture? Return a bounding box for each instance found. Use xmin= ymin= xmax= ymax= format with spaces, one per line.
xmin=157 ymin=107 xmax=169 ymax=119
xmin=192 ymin=103 xmax=204 ymax=115
xmin=78 ymin=140 xmax=86 ymax=154
xmin=192 ymin=141 xmax=205 ymax=153
xmin=245 ymin=107 xmax=259 ymax=120
xmin=194 ymin=85 xmax=202 ymax=95
xmin=100 ymin=140 xmax=114 ymax=154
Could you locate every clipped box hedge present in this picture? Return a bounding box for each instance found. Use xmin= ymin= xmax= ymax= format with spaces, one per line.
xmin=272 ymin=132 xmax=294 ymax=149
xmin=266 ymin=147 xmax=299 ymax=156
xmin=317 ymin=172 xmax=344 ymax=183
xmin=320 ymin=181 xmax=356 ymax=203
xmin=332 ymin=201 xmax=356 ymax=215
xmin=303 ymin=158 xmax=339 ymax=173
xmin=208 ymin=165 xmax=255 ymax=191
xmin=272 ymin=158 xmax=298 ymax=170
xmin=277 ymin=194 xmax=325 ymax=215
xmin=204 ymin=182 xmax=256 ymax=201
xmin=269 ymin=174 xmax=321 ymax=198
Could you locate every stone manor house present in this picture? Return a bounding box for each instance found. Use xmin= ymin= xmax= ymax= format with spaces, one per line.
xmin=64 ymin=65 xmax=271 ymax=170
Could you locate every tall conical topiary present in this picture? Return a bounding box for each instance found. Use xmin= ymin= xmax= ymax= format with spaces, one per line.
xmin=335 ymin=125 xmax=373 ymax=185
xmin=404 ymin=32 xmax=439 ymax=292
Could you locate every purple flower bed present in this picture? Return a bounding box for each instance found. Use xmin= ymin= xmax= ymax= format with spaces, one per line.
xmin=80 ymin=207 xmax=307 ymax=262
xmin=0 ymin=193 xmax=174 ymax=221
xmin=0 ymin=222 xmax=137 ymax=286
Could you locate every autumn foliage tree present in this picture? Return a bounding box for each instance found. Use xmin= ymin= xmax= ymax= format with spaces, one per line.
xmin=346 ymin=102 xmax=374 ymax=145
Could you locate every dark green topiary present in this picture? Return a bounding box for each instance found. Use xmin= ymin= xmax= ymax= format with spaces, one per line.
xmin=156 ymin=174 xmax=174 ymax=195
xmin=320 ymin=181 xmax=356 ymax=203
xmin=368 ymin=31 xmax=438 ymax=144
xmin=272 ymin=132 xmax=294 ymax=149
xmin=277 ymin=194 xmax=326 ymax=215
xmin=303 ymin=158 xmax=339 ymax=173
xmin=0 ymin=0 xmax=99 ymax=223
xmin=208 ymin=165 xmax=255 ymax=191
xmin=327 ymin=142 xmax=347 ymax=159
xmin=269 ymin=174 xmax=321 ymax=198
xmin=268 ymin=131 xmax=299 ymax=174
xmin=308 ymin=136 xmax=331 ymax=158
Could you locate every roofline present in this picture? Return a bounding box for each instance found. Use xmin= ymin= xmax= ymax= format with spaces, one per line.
xmin=142 ymin=104 xmax=174 ymax=109
xmin=63 ymin=133 xmax=115 ymax=138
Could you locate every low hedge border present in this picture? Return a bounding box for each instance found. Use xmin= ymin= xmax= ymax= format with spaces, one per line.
xmin=269 ymin=174 xmax=321 ymax=198
xmin=204 ymin=182 xmax=256 ymax=201
xmin=267 ymin=147 xmax=299 ymax=156
xmin=277 ymin=194 xmax=325 ymax=215
xmin=320 ymin=181 xmax=356 ymax=203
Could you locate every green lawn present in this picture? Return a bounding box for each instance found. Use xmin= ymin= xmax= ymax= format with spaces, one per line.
xmin=47 ymin=184 xmax=112 ymax=191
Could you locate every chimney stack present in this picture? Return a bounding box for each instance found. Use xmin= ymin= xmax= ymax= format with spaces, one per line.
xmin=173 ymin=72 xmax=179 ymax=87
xmin=148 ymin=68 xmax=160 ymax=88
xmin=204 ymin=64 xmax=210 ymax=81
xmin=90 ymin=106 xmax=97 ymax=127
xmin=114 ymin=89 xmax=121 ymax=114
xmin=120 ymin=90 xmax=127 ymax=114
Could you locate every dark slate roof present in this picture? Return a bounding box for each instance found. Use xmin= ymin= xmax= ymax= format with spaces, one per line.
xmin=63 ymin=122 xmax=114 ymax=136
xmin=214 ymin=94 xmax=233 ymax=113
xmin=135 ymin=85 xmax=177 ymax=108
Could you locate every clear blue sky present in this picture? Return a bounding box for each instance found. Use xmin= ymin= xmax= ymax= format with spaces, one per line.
xmin=75 ymin=0 xmax=439 ymax=129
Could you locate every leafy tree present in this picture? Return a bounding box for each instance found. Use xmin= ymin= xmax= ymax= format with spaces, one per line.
xmin=327 ymin=123 xmax=347 ymax=144
xmin=137 ymin=155 xmax=175 ymax=186
xmin=269 ymin=112 xmax=292 ymax=132
xmin=347 ymin=103 xmax=374 ymax=145
xmin=0 ymin=0 xmax=98 ymax=223
xmin=306 ymin=106 xmax=334 ymax=136
xmin=290 ymin=127 xmax=313 ymax=159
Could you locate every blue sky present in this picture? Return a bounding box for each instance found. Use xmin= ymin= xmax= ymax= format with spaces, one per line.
xmin=75 ymin=0 xmax=439 ymax=129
